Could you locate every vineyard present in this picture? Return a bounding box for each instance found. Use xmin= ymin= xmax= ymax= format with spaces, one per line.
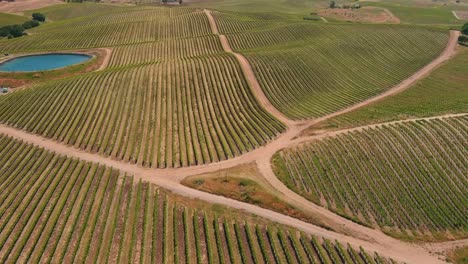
xmin=0 ymin=133 xmax=390 ymax=264
xmin=0 ymin=54 xmax=284 ymax=168
xmin=0 ymin=8 xmax=211 ymax=52
xmin=273 ymin=116 xmax=467 ymax=240
xmin=108 ymin=35 xmax=224 ymax=67
xmin=218 ymin=17 xmax=449 ymax=119
xmin=314 ymin=50 xmax=468 ymax=129
xmin=23 ymin=2 xmax=127 ymax=21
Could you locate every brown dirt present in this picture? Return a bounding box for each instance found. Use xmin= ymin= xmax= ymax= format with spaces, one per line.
xmin=203 ymin=9 xmax=298 ymax=126
xmin=0 ymin=0 xmax=63 ymax=14
xmin=318 ymin=7 xmax=400 ymax=24
xmin=454 ymin=11 xmax=468 ymax=20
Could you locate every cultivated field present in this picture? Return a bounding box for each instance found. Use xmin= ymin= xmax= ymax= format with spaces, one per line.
xmin=0 ymin=8 xmax=211 ymax=52
xmin=0 ymin=133 xmax=389 ymax=264
xmin=108 ymin=35 xmax=224 ymax=67
xmin=313 ymin=50 xmax=468 ymax=130
xmin=215 ymin=13 xmax=449 ymax=119
xmin=0 ymin=55 xmax=284 ymax=168
xmin=274 ymin=116 xmax=467 ymax=240
xmin=0 ymin=1 xmax=466 ymax=262
xmin=0 ymin=0 xmax=63 ymax=14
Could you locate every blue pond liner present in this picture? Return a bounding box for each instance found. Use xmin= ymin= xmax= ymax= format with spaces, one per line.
xmin=0 ymin=53 xmax=92 ymax=72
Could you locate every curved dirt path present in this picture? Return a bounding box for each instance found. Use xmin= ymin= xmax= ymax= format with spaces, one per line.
xmin=0 ymin=11 xmax=461 ymax=263
xmin=97 ymin=48 xmax=113 ymax=71
xmin=254 ymin=113 xmax=467 ymax=262
xmin=204 ymin=9 xmax=297 ymax=126
xmin=0 ymin=116 xmax=462 ymax=264
xmin=425 ymin=238 xmax=468 ymax=255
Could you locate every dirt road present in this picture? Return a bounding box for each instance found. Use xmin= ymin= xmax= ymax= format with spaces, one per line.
xmin=0 ymin=9 xmax=463 ymax=263
xmin=97 ymin=48 xmax=113 ymax=71
xmin=204 ymin=9 xmax=298 ymax=126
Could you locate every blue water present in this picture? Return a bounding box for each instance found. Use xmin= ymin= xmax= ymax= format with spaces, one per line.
xmin=0 ymin=53 xmax=92 ymax=72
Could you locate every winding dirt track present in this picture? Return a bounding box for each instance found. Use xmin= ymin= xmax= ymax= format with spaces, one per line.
xmin=204 ymin=9 xmax=298 ymax=126
xmin=97 ymin=48 xmax=113 ymax=71
xmin=0 ymin=9 xmax=463 ymax=263
xmin=1 ymin=114 xmax=466 ymax=264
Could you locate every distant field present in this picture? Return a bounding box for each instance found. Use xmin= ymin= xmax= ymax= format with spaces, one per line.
xmin=362 ymin=1 xmax=466 ymax=25
xmin=0 ymin=13 xmax=28 ymax=26
xmin=273 ymin=116 xmax=467 ymax=241
xmin=0 ymin=8 xmax=211 ymax=52
xmin=0 ymin=133 xmax=389 ymax=264
xmin=0 ymin=55 xmax=284 ymax=168
xmin=23 ymin=2 xmax=127 ymax=21
xmin=218 ymin=15 xmax=449 ymax=119
xmin=314 ymin=49 xmax=468 ymax=130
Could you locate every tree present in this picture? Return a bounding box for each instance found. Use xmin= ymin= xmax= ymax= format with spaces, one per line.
xmin=462 ymin=22 xmax=468 ymax=35
xmin=329 ymin=1 xmax=336 ymax=8
xmin=458 ymin=35 xmax=468 ymax=46
xmin=22 ymin=20 xmax=40 ymax=29
xmin=8 ymin=25 xmax=25 ymax=37
xmin=32 ymin=13 xmax=46 ymax=22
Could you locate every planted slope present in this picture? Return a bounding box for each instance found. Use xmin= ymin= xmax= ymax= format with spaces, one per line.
xmin=0 ymin=134 xmax=388 ymax=264
xmin=108 ymin=35 xmax=224 ymax=68
xmin=0 ymin=55 xmax=284 ymax=168
xmin=317 ymin=49 xmax=468 ymax=129
xmin=273 ymin=116 xmax=467 ymax=240
xmin=0 ymin=8 xmax=211 ymax=52
xmin=225 ymin=22 xmax=448 ymax=119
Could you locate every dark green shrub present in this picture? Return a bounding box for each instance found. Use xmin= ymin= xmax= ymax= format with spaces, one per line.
xmin=32 ymin=13 xmax=46 ymax=22
xmin=22 ymin=20 xmax=40 ymax=29
xmin=462 ymin=22 xmax=468 ymax=35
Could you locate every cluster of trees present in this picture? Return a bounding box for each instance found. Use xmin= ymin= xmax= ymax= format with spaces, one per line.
xmin=0 ymin=13 xmax=45 ymax=39
xmin=459 ymin=23 xmax=468 ymax=46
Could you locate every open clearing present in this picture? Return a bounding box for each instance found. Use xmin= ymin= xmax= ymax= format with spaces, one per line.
xmin=317 ymin=7 xmax=400 ymax=24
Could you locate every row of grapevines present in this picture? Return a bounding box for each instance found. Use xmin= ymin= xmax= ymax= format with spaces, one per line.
xmin=273 ymin=116 xmax=467 ymax=239
xmin=108 ymin=35 xmax=224 ymax=67
xmin=217 ymin=15 xmax=448 ymax=119
xmin=0 ymin=133 xmax=393 ymax=263
xmin=316 ymin=49 xmax=468 ymax=129
xmin=0 ymin=54 xmax=285 ymax=168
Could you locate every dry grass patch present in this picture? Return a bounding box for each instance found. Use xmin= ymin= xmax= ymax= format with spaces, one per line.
xmin=317 ymin=6 xmax=400 ymax=24
xmin=182 ymin=163 xmax=330 ymax=230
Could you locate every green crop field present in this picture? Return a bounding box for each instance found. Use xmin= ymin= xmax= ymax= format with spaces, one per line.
xmin=0 ymin=133 xmax=389 ymax=264
xmin=24 ymin=3 xmax=128 ymax=21
xmin=0 ymin=55 xmax=284 ymax=168
xmin=0 ymin=7 xmax=211 ymax=52
xmin=108 ymin=35 xmax=224 ymax=67
xmin=317 ymin=50 xmax=468 ymax=129
xmin=217 ymin=14 xmax=449 ymax=119
xmin=273 ymin=116 xmax=467 ymax=240
xmin=0 ymin=13 xmax=28 ymax=27
xmin=0 ymin=0 xmax=465 ymax=262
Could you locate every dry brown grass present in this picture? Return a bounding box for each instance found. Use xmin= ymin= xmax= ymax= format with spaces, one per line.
xmin=318 ymin=6 xmax=400 ymax=24
xmin=182 ymin=163 xmax=330 ymax=230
